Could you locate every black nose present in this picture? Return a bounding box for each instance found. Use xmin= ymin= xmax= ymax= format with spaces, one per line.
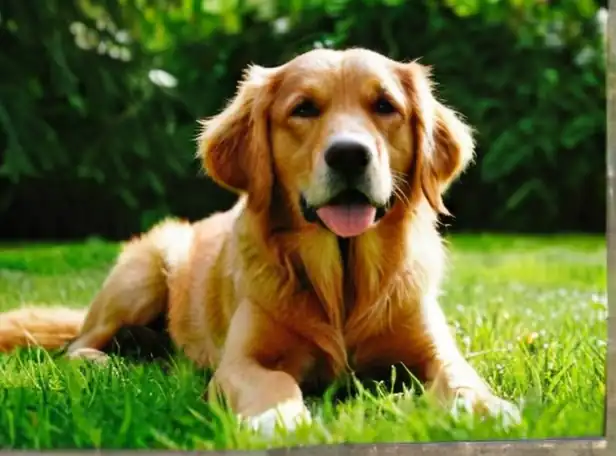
xmin=324 ymin=139 xmax=372 ymax=177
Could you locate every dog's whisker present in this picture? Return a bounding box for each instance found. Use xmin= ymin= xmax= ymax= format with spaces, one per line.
xmin=392 ymin=182 xmax=410 ymax=207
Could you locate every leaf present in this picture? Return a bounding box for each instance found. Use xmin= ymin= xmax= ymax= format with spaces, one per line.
xmin=480 ymin=132 xmax=534 ymax=182
xmin=543 ymin=68 xmax=559 ymax=86
xmin=504 ymin=179 xmax=548 ymax=211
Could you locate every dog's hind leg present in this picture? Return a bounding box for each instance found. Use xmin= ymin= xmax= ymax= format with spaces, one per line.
xmin=65 ymin=219 xmax=193 ymax=362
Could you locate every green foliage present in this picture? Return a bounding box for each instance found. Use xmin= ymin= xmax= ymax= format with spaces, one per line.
xmin=0 ymin=0 xmax=606 ymax=238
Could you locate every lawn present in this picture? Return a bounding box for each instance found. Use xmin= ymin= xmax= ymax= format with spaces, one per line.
xmin=0 ymin=234 xmax=607 ymax=450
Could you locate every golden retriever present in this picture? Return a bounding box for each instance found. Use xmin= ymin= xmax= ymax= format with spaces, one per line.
xmin=0 ymin=48 xmax=520 ymax=435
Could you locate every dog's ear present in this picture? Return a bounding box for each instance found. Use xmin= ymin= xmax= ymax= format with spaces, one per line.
xmin=398 ymin=62 xmax=475 ymax=215
xmin=197 ymin=65 xmax=278 ymax=212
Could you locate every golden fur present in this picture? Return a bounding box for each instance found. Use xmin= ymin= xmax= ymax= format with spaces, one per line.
xmin=0 ymin=48 xmax=518 ymax=433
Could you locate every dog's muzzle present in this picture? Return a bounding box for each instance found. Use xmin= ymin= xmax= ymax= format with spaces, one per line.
xmin=299 ymin=135 xmax=395 ymax=238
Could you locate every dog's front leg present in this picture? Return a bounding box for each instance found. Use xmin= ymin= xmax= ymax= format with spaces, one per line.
xmin=207 ymin=301 xmax=312 ymax=436
xmin=416 ymin=293 xmax=521 ymax=425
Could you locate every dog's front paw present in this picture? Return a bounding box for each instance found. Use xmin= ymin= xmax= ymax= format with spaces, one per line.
xmin=243 ymin=401 xmax=313 ymax=437
xmin=451 ymin=389 xmax=522 ymax=429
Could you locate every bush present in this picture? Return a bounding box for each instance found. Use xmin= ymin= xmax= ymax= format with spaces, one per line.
xmin=0 ymin=0 xmax=606 ymax=239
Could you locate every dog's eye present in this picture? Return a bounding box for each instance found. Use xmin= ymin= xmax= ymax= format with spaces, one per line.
xmin=290 ymin=99 xmax=321 ymax=118
xmin=373 ymin=96 xmax=397 ymax=115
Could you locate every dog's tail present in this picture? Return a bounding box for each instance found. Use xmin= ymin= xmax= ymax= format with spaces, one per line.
xmin=0 ymin=306 xmax=86 ymax=352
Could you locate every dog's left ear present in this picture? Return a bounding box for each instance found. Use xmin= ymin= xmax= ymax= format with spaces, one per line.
xmin=398 ymin=62 xmax=475 ymax=215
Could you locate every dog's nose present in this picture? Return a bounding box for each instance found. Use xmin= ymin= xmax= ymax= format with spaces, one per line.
xmin=324 ymin=139 xmax=372 ymax=177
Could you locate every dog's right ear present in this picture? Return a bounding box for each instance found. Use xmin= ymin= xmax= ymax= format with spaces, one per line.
xmin=197 ymin=65 xmax=278 ymax=212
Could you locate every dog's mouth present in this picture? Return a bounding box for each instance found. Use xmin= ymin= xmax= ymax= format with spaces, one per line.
xmin=300 ymin=190 xmax=392 ymax=238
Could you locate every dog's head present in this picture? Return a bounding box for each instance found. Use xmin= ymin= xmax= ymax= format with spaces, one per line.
xmin=198 ymin=48 xmax=475 ymax=238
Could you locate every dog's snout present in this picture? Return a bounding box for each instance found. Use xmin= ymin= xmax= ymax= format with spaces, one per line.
xmin=324 ymin=140 xmax=372 ymax=176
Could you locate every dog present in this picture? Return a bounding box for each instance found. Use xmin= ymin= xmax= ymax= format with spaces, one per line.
xmin=0 ymin=48 xmax=520 ymax=435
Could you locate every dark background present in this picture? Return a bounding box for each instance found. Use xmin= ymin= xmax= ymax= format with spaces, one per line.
xmin=0 ymin=0 xmax=607 ymax=241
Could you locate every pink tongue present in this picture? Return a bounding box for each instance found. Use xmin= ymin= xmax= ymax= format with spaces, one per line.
xmin=316 ymin=205 xmax=377 ymax=238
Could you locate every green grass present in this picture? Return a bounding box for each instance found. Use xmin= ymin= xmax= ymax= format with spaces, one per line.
xmin=0 ymin=234 xmax=607 ymax=450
